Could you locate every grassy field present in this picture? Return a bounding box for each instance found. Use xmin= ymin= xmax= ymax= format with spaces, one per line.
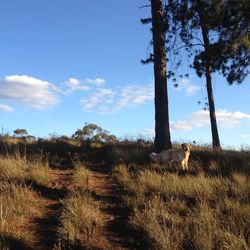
xmin=113 ymin=146 xmax=250 ymax=250
xmin=0 ymin=138 xmax=249 ymax=249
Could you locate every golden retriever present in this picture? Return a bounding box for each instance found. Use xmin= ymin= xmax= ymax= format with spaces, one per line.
xmin=150 ymin=143 xmax=191 ymax=170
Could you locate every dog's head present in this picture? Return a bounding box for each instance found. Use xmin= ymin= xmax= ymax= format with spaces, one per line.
xmin=150 ymin=152 xmax=159 ymax=162
xmin=181 ymin=143 xmax=191 ymax=152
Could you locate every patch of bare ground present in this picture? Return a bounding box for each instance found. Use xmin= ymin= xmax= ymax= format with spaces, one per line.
xmin=29 ymin=159 xmax=140 ymax=250
xmin=89 ymin=165 xmax=140 ymax=250
xmin=31 ymin=165 xmax=75 ymax=250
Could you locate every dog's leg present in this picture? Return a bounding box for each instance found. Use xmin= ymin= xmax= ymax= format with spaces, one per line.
xmin=169 ymin=160 xmax=173 ymax=168
xmin=181 ymin=160 xmax=185 ymax=170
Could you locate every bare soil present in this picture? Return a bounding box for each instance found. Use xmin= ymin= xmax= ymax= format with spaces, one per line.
xmin=89 ymin=165 xmax=138 ymax=250
xmin=32 ymin=167 xmax=75 ymax=250
xmin=31 ymin=162 xmax=139 ymax=250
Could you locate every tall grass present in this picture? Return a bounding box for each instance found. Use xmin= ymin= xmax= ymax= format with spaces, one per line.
xmin=72 ymin=158 xmax=90 ymax=190
xmin=0 ymin=153 xmax=51 ymax=187
xmin=0 ymin=181 xmax=42 ymax=249
xmin=0 ymin=151 xmax=52 ymax=249
xmin=57 ymin=190 xmax=108 ymax=249
xmin=114 ymin=160 xmax=250 ymax=249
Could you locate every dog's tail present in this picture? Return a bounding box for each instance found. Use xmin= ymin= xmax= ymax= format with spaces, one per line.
xmin=150 ymin=152 xmax=159 ymax=162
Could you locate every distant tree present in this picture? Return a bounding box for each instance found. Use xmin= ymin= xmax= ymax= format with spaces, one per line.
xmin=141 ymin=0 xmax=172 ymax=152
xmin=13 ymin=129 xmax=28 ymax=137
xmin=72 ymin=123 xmax=117 ymax=143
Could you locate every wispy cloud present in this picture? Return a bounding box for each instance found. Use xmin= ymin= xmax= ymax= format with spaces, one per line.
xmin=56 ymin=77 xmax=105 ymax=95
xmin=80 ymin=83 xmax=154 ymax=113
xmin=86 ymin=78 xmax=106 ymax=86
xmin=80 ymin=88 xmax=114 ymax=112
xmin=0 ymin=103 xmax=14 ymax=112
xmin=137 ymin=109 xmax=250 ymax=139
xmin=171 ymin=78 xmax=200 ymax=96
xmin=170 ymin=109 xmax=250 ymax=131
xmin=62 ymin=78 xmax=89 ymax=95
xmin=0 ymin=75 xmax=59 ymax=109
xmin=116 ymin=84 xmax=154 ymax=110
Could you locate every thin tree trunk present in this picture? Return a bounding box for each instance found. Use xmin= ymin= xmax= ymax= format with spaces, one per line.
xmin=151 ymin=0 xmax=172 ymax=152
xmin=198 ymin=6 xmax=221 ymax=150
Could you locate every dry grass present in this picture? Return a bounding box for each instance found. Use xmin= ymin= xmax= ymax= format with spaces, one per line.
xmin=0 ymin=151 xmax=52 ymax=249
xmin=113 ymin=149 xmax=250 ymax=250
xmin=72 ymin=158 xmax=90 ymax=189
xmin=0 ymin=153 xmax=51 ymax=187
xmin=57 ymin=190 xmax=107 ymax=249
xmin=0 ymin=181 xmax=42 ymax=249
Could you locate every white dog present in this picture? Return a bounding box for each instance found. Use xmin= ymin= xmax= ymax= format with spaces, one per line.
xmin=150 ymin=143 xmax=191 ymax=170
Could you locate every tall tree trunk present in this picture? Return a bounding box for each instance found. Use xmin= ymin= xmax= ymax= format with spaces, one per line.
xmin=151 ymin=0 xmax=172 ymax=152
xmin=198 ymin=6 xmax=221 ymax=150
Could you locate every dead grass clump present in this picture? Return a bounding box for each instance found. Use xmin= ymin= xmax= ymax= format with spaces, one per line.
xmin=0 ymin=154 xmax=51 ymax=187
xmin=57 ymin=190 xmax=107 ymax=249
xmin=72 ymin=161 xmax=90 ymax=189
xmin=130 ymin=196 xmax=185 ymax=250
xmin=0 ymin=181 xmax=41 ymax=249
xmin=114 ymin=162 xmax=250 ymax=249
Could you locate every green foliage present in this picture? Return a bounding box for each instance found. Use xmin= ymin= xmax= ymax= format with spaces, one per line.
xmin=13 ymin=129 xmax=28 ymax=137
xmin=166 ymin=0 xmax=250 ymax=84
xmin=72 ymin=123 xmax=117 ymax=143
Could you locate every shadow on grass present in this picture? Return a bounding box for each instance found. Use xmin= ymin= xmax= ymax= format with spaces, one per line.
xmin=0 ymin=234 xmax=34 ymax=250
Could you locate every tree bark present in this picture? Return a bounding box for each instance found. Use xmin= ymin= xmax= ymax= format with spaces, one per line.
xmin=151 ymin=0 xmax=172 ymax=152
xmin=198 ymin=5 xmax=221 ymax=150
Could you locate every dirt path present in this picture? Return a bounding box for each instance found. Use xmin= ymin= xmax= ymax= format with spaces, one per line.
xmin=31 ymin=162 xmax=136 ymax=250
xmin=32 ymin=167 xmax=74 ymax=250
xmin=89 ymin=165 xmax=136 ymax=250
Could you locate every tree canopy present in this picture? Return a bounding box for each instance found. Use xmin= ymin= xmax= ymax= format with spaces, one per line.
xmin=72 ymin=123 xmax=117 ymax=143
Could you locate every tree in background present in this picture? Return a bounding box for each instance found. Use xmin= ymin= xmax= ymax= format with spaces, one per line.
xmin=142 ymin=0 xmax=172 ymax=152
xmin=166 ymin=0 xmax=249 ymax=150
xmin=72 ymin=123 xmax=117 ymax=143
xmin=13 ymin=129 xmax=28 ymax=137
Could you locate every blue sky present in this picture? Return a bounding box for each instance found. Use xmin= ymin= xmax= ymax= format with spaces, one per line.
xmin=0 ymin=0 xmax=249 ymax=149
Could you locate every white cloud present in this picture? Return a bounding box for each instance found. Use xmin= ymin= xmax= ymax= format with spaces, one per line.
xmin=86 ymin=78 xmax=106 ymax=86
xmin=216 ymin=110 xmax=250 ymax=128
xmin=0 ymin=103 xmax=14 ymax=112
xmin=172 ymin=78 xmax=199 ymax=96
xmin=170 ymin=109 xmax=250 ymax=131
xmin=0 ymin=75 xmax=59 ymax=109
xmin=80 ymin=83 xmax=154 ymax=113
xmin=116 ymin=84 xmax=154 ymax=110
xmin=138 ymin=128 xmax=155 ymax=137
xmin=62 ymin=78 xmax=89 ymax=94
xmin=80 ymin=88 xmax=114 ymax=111
xmin=137 ymin=109 xmax=250 ymax=139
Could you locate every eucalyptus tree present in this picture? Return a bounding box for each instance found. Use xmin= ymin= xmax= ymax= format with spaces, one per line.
xmin=13 ymin=129 xmax=28 ymax=137
xmin=72 ymin=123 xmax=117 ymax=143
